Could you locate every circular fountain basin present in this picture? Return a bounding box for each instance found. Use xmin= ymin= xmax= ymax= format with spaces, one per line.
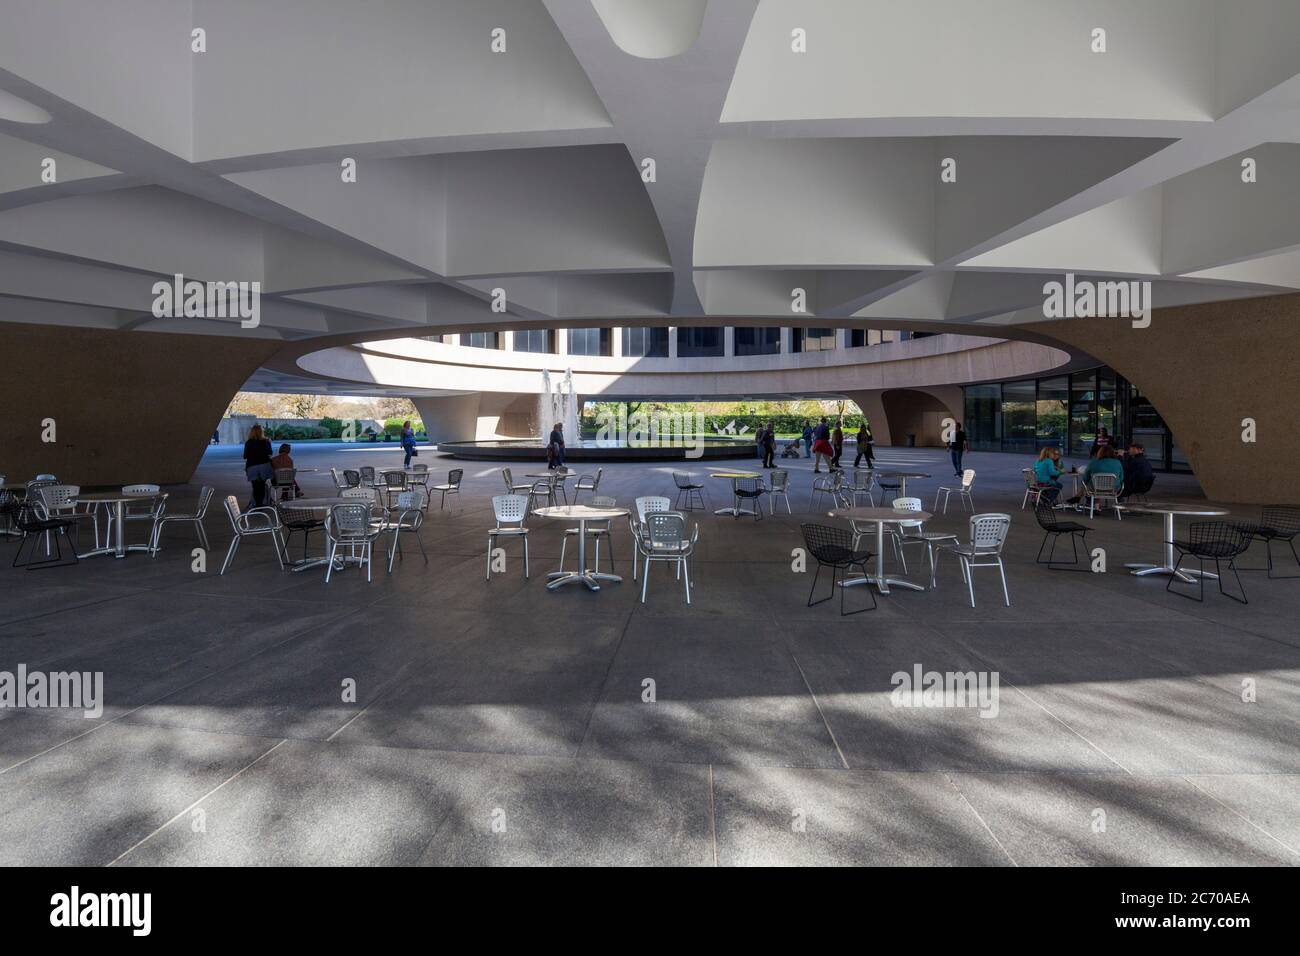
xmin=438 ymin=437 xmax=759 ymax=462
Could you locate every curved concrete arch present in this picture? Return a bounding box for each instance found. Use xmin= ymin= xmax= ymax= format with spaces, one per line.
xmin=591 ymin=0 xmax=708 ymax=60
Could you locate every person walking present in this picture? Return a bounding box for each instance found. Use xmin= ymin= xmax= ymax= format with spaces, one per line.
xmin=243 ymin=424 xmax=274 ymax=508
xmin=853 ymin=422 xmax=875 ymax=467
xmin=949 ymin=422 xmax=968 ymax=477
xmin=801 ymin=421 xmax=813 ymax=458
xmin=400 ymin=419 xmax=418 ymax=468
xmin=830 ymin=419 xmax=845 ymax=470
xmin=811 ymin=417 xmax=834 ymax=473
xmin=754 ymin=422 xmax=766 ymax=461
xmin=762 ymin=422 xmax=776 ymax=468
xmin=547 ymin=422 xmax=566 ymax=469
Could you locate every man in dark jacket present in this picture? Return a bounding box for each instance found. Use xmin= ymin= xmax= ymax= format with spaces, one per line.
xmin=1120 ymin=443 xmax=1154 ymax=501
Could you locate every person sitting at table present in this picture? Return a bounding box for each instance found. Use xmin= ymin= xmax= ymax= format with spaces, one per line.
xmin=1068 ymin=445 xmax=1124 ymax=504
xmin=1090 ymin=427 xmax=1116 ymax=458
xmin=1033 ymin=446 xmax=1065 ymax=503
xmin=1120 ymin=442 xmax=1155 ymax=502
xmin=270 ymin=443 xmax=302 ymax=498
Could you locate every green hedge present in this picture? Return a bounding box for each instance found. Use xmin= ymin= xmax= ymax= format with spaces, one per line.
xmin=581 ymin=412 xmax=870 ymax=436
xmin=269 ymin=424 xmax=330 ymax=441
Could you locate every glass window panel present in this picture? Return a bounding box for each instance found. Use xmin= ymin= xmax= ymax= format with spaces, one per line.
xmin=734 ymin=327 xmax=780 ymax=356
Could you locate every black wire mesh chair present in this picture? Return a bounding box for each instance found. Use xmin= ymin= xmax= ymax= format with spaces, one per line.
xmin=672 ymin=472 xmax=707 ymax=511
xmin=1034 ymin=498 xmax=1091 ymax=570
xmin=1233 ymin=505 xmax=1300 ymax=578
xmin=1167 ymin=521 xmax=1250 ymax=604
xmin=800 ymin=523 xmax=877 ymax=615
xmin=732 ymin=476 xmax=764 ymax=521
xmin=11 ymin=501 xmax=80 ymax=570
xmin=279 ymin=502 xmax=325 ymax=562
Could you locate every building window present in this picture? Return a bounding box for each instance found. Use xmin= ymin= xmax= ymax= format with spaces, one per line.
xmin=1035 ymin=376 xmax=1068 ymax=451
xmin=622 ymin=327 xmax=669 ymax=357
xmin=1000 ymin=379 xmax=1036 ymax=454
xmin=513 ymin=329 xmax=553 ymax=354
xmin=963 ymin=383 xmax=1001 ymax=452
xmin=462 ymin=331 xmax=500 ymax=350
xmin=566 ymin=328 xmax=611 ymax=357
xmin=734 ymin=327 xmax=780 ymax=356
xmin=676 ymin=326 xmax=724 ymax=357
xmin=792 ymin=328 xmax=836 ymax=352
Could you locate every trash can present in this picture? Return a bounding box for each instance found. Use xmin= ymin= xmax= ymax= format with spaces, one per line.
xmin=906 ymin=434 xmax=916 ymax=447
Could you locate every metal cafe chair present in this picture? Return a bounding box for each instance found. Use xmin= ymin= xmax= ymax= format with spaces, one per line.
xmin=325 ymin=502 xmax=382 ymax=583
xmin=430 ymin=468 xmax=463 ymax=510
xmin=641 ymin=512 xmax=698 ymax=605
xmin=1167 ymin=521 xmax=1250 ymax=604
xmin=934 ymin=469 xmax=976 ymax=514
xmin=1083 ymin=472 xmax=1122 ymax=520
xmin=935 ymin=513 xmax=1012 ymax=608
xmin=381 ymin=490 xmax=427 ymax=574
xmin=672 ymin=471 xmax=707 ymax=511
xmin=800 ymin=522 xmax=876 ymax=615
xmin=1033 ymin=497 xmax=1091 ymax=570
xmin=764 ymin=469 xmax=793 ymax=515
xmin=560 ymin=494 xmax=617 ymax=574
xmin=11 ymin=500 xmax=80 ymax=570
xmin=1233 ymin=505 xmax=1300 ymax=578
xmin=731 ymin=476 xmax=764 ymax=521
xmin=487 ymin=494 xmax=530 ymax=581
xmin=150 ymin=485 xmax=214 ymax=553
xmin=220 ymin=496 xmax=287 ymax=575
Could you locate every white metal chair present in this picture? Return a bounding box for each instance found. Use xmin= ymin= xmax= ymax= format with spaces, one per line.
xmin=272 ymin=467 xmax=297 ymax=503
xmin=150 ymin=485 xmax=213 ymax=553
xmin=502 ymin=468 xmax=532 ymax=495
xmin=527 ymin=476 xmax=556 ymax=514
xmin=220 ymin=496 xmax=286 ymax=575
xmin=641 ymin=512 xmax=698 ymax=604
xmin=325 ymin=502 xmax=382 ymax=582
xmin=764 ymin=469 xmax=792 ymax=515
xmin=850 ymin=468 xmax=877 ymax=507
xmin=1084 ymin=472 xmax=1122 ymax=520
xmin=630 ymin=497 xmax=672 ymax=580
xmin=572 ymin=468 xmax=602 ymax=505
xmin=487 ymin=494 xmax=530 ymax=580
xmin=809 ymin=470 xmax=849 ymax=512
xmin=560 ymin=494 xmax=617 ymax=574
xmin=330 ymin=467 xmax=349 ymax=492
xmin=119 ymin=484 xmax=165 ymax=550
xmin=934 ymin=469 xmax=976 ymax=514
xmin=381 ymin=490 xmax=427 ymax=574
xmin=430 ymin=468 xmax=463 ymax=510
xmin=36 ymin=484 xmax=97 ymax=553
xmin=935 ymin=513 xmax=1012 ymax=607
xmin=882 ymin=496 xmax=957 ymax=586
xmin=381 ymin=469 xmax=408 ymax=508
xmin=359 ymin=465 xmax=378 ymax=488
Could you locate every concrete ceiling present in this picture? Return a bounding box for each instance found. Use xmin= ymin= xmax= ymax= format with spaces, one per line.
xmin=3 ymin=0 xmax=1300 ymax=351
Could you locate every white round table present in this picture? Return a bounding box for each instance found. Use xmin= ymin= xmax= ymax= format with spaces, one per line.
xmin=1122 ymin=502 xmax=1230 ymax=582
xmin=75 ymin=491 xmax=168 ymax=559
xmin=874 ymin=471 xmax=930 ymax=498
xmin=279 ymin=497 xmax=366 ymax=572
xmin=533 ymin=504 xmax=628 ymax=591
xmin=829 ymin=505 xmax=934 ymax=594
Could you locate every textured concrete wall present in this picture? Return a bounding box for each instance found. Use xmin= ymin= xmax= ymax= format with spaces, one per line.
xmin=1025 ymin=292 xmax=1300 ymax=504
xmin=844 ymin=386 xmax=963 ymax=447
xmin=0 ymin=323 xmax=277 ymax=487
xmin=413 ymin=392 xmax=538 ymax=443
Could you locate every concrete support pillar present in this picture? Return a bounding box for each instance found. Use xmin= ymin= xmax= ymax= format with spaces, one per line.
xmin=1026 ymin=291 xmax=1300 ymax=504
xmin=411 ymin=393 xmax=482 ymax=444
xmin=780 ymin=327 xmax=791 ymax=354
xmin=556 ymin=328 xmax=568 ymax=356
xmin=611 ymin=326 xmax=623 ymax=358
xmin=0 ymin=322 xmax=277 ymax=486
xmin=668 ymin=326 xmax=678 ymax=359
xmin=503 ymin=330 xmax=515 ymax=351
xmin=724 ymin=326 xmax=735 ymax=357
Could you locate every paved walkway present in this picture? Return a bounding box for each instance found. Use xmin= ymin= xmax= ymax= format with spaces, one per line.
xmin=0 ymin=445 xmax=1296 ymax=865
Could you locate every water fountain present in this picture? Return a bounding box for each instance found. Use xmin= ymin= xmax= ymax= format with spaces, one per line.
xmin=538 ymin=368 xmax=579 ymax=441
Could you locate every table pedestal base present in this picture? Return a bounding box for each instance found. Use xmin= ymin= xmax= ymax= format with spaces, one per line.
xmin=839 ymin=575 xmax=926 ymax=595
xmin=714 ymin=507 xmax=757 ymax=517
xmin=546 ymin=570 xmax=622 ymax=591
xmin=1125 ymin=562 xmax=1218 ymax=583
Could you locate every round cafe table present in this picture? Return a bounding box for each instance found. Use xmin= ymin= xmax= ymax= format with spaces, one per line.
xmin=709 ymin=470 xmax=761 ymax=517
xmin=828 ymin=505 xmax=933 ymax=594
xmin=281 ymin=497 xmax=369 ymax=572
xmin=75 ymin=491 xmax=168 ymax=559
xmin=874 ymin=471 xmax=930 ymax=498
xmin=1122 ymin=502 xmax=1230 ymax=582
xmin=533 ymin=504 xmax=628 ymax=591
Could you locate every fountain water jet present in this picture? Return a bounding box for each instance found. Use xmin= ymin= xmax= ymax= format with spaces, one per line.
xmin=539 ymin=368 xmax=579 ymax=442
